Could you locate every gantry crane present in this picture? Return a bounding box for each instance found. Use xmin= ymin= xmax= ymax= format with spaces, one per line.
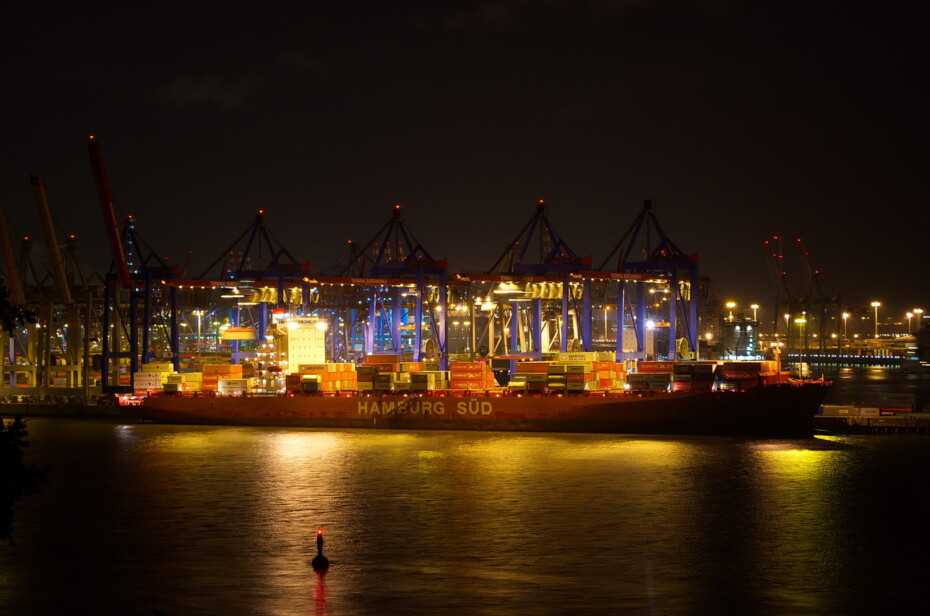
xmin=599 ymin=200 xmax=697 ymax=361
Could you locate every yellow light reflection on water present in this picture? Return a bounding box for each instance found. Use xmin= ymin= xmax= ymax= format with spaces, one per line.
xmin=753 ymin=435 xmax=849 ymax=477
xmin=748 ymin=434 xmax=853 ymax=613
xmin=270 ymin=431 xmax=343 ymax=461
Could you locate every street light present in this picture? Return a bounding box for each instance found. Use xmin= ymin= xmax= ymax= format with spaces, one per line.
xmin=192 ymin=309 xmax=205 ymax=356
xmin=750 ymin=304 xmax=759 ymax=322
xmin=915 ymin=308 xmax=925 ymax=331
xmin=726 ymin=301 xmax=736 ymax=321
xmin=870 ymin=301 xmax=881 ymax=338
xmin=907 ymin=312 xmax=913 ymax=334
xmin=842 ymin=312 xmax=850 ymax=345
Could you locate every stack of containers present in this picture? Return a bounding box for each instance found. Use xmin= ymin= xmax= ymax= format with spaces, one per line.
xmin=218 ymin=377 xmax=251 ymax=394
xmin=564 ymin=363 xmax=595 ymax=392
xmin=546 ymin=364 xmax=566 ymax=392
xmin=632 ymin=361 xmax=674 ymax=392
xmin=511 ymin=361 xmax=550 ymax=392
xmin=356 ymin=354 xmax=397 ymax=392
xmin=691 ymin=362 xmax=717 ymax=391
xmin=285 ymin=363 xmax=359 ymax=393
xmin=390 ymin=361 xmax=419 ymax=392
xmin=409 ymin=370 xmax=449 ymax=391
xmin=410 ymin=371 xmax=435 ymax=391
xmin=671 ymin=363 xmax=693 ymax=392
xmin=285 ymin=373 xmax=302 ymax=393
xmin=297 ymin=363 xmax=355 ymax=393
xmin=373 ymin=372 xmax=395 ymax=391
xmin=592 ymin=360 xmax=621 ymax=390
xmin=356 ymin=365 xmax=377 ymax=391
xmin=202 ymin=364 xmax=244 ymax=392
xmin=365 ymin=354 xmax=402 ymax=372
xmin=132 ymin=361 xmax=175 ymax=394
xmin=719 ymin=361 xmax=762 ymax=390
xmin=399 ymin=361 xmax=424 ymax=373
xmin=449 ymin=361 xmax=496 ymax=390
xmin=164 ymin=372 xmax=203 ymax=393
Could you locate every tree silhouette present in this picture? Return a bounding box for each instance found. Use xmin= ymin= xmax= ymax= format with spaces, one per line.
xmin=0 ymin=285 xmax=35 ymax=334
xmin=1 ymin=285 xmax=44 ymax=545
xmin=1 ymin=417 xmax=48 ymax=545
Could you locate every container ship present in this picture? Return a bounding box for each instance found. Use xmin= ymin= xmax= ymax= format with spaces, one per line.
xmin=124 ymin=355 xmax=831 ymax=437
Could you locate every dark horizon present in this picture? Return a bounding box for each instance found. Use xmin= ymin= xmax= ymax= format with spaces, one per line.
xmin=2 ymin=2 xmax=926 ymax=318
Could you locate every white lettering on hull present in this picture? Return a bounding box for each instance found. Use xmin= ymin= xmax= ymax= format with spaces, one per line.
xmin=357 ymin=399 xmax=494 ymax=417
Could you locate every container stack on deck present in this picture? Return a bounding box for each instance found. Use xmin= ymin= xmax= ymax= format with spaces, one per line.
xmin=508 ymin=353 xmax=626 ymax=393
xmin=716 ymin=360 xmax=781 ymax=390
xmin=449 ymin=361 xmax=496 ymax=390
xmin=129 ymin=352 xmax=788 ymax=398
xmin=286 ymin=363 xmax=358 ymax=393
xmin=671 ymin=362 xmax=717 ymax=391
xmin=204 ymin=364 xmax=244 ymax=393
xmin=132 ymin=362 xmax=176 ymax=395
xmin=164 ymin=372 xmax=203 ymax=393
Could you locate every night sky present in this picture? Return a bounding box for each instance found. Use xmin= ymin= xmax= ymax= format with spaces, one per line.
xmin=2 ymin=2 xmax=926 ymax=321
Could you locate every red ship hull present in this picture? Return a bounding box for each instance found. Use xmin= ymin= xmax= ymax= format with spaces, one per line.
xmin=135 ymin=383 xmax=830 ymax=437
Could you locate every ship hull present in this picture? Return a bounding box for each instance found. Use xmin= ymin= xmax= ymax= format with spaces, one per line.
xmin=135 ymin=384 xmax=830 ymax=437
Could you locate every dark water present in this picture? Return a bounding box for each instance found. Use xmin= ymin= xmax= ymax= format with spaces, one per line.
xmin=2 ymin=367 xmax=930 ymax=615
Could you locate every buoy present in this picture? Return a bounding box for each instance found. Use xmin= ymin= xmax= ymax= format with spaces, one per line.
xmin=312 ymin=528 xmax=330 ymax=571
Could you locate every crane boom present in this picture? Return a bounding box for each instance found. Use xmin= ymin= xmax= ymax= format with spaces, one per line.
xmin=31 ymin=173 xmax=74 ymax=305
xmin=87 ymin=135 xmax=131 ymax=288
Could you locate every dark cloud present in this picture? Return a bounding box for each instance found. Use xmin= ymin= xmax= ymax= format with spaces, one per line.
xmin=158 ymin=74 xmax=257 ymax=109
xmin=277 ymin=51 xmax=328 ymax=75
xmin=443 ymin=2 xmax=521 ymax=31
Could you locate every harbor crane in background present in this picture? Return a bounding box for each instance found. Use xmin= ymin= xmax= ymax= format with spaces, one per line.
xmin=89 ymin=135 xmax=182 ymax=391
xmin=481 ymin=199 xmax=593 ymax=366
xmin=599 ymin=200 xmax=699 ymax=361
xmin=764 ymin=235 xmax=841 ymax=352
xmin=795 ymin=237 xmax=841 ymax=350
xmin=338 ymin=204 xmax=448 ymax=366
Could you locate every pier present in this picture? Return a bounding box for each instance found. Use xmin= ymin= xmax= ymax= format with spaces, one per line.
xmin=815 ymin=414 xmax=930 ymax=435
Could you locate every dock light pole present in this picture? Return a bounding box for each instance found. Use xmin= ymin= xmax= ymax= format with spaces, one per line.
xmin=726 ymin=302 xmax=736 ymax=321
xmin=192 ymin=309 xmax=205 ymax=357
xmin=750 ymin=304 xmax=759 ymax=323
xmin=907 ymin=312 xmax=913 ymax=334
xmin=871 ymin=301 xmax=881 ymax=338
xmin=603 ymin=305 xmax=609 ymax=341
xmin=842 ymin=312 xmax=850 ymax=341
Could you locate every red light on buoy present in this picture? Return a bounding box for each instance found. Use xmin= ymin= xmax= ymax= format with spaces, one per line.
xmin=317 ymin=528 xmax=323 ymax=536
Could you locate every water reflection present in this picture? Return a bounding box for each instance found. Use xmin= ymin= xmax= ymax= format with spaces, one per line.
xmin=3 ymin=421 xmax=930 ymax=614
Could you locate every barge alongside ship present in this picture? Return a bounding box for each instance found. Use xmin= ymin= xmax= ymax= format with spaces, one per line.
xmin=134 ymin=381 xmax=831 ymax=437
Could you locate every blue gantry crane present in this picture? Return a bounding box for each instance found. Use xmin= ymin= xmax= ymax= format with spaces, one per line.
xmin=482 ymin=200 xmax=593 ymax=365
xmin=598 ymin=200 xmax=698 ymax=360
xmin=337 ymin=204 xmax=448 ymax=366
